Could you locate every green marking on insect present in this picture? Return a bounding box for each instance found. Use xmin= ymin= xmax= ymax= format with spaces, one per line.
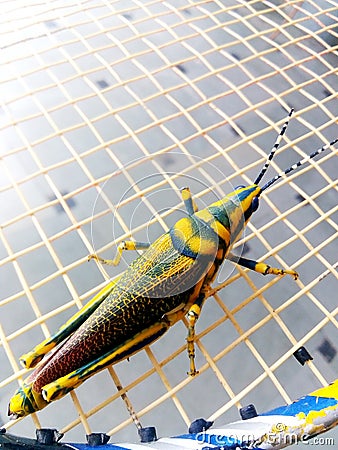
xmin=8 ymin=109 xmax=337 ymax=419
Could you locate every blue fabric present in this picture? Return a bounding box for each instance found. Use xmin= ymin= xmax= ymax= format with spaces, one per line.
xmin=261 ymin=395 xmax=338 ymax=417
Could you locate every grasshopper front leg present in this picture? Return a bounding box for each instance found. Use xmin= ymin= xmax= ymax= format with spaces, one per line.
xmin=228 ymin=252 xmax=298 ymax=280
xmin=20 ymin=276 xmax=122 ymax=369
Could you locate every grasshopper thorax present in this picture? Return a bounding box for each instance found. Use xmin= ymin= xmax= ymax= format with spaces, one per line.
xmin=198 ymin=184 xmax=261 ymax=248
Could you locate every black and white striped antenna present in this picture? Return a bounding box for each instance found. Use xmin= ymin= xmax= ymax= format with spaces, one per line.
xmin=254 ymin=108 xmax=294 ymax=186
xmin=253 ymin=108 xmax=337 ymax=192
xmin=261 ymin=138 xmax=338 ymax=192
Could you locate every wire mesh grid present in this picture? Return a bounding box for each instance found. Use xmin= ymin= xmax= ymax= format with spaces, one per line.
xmin=0 ymin=0 xmax=337 ymax=445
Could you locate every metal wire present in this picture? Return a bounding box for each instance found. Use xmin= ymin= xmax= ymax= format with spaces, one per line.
xmin=0 ymin=0 xmax=337 ymax=444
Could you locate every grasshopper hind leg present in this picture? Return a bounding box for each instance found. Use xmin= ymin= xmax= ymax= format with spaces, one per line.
xmin=20 ymin=276 xmax=122 ymax=369
xmin=41 ymin=321 xmax=169 ymax=403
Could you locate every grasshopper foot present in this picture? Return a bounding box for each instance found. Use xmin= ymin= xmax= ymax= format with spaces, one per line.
xmin=88 ymin=254 xmax=119 ymax=266
xmin=264 ymin=266 xmax=298 ymax=280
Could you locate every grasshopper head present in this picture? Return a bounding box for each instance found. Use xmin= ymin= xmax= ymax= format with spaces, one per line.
xmin=207 ymin=184 xmax=262 ymax=244
xmin=8 ymin=383 xmax=48 ymax=418
xmin=231 ymin=184 xmax=261 ymax=222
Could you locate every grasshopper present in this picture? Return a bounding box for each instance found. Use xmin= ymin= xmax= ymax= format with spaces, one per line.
xmin=8 ymin=109 xmax=337 ymax=418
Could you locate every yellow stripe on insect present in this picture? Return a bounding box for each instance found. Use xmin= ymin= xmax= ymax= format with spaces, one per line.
xmin=171 ymin=217 xmax=219 ymax=256
xmin=195 ymin=209 xmax=231 ymax=246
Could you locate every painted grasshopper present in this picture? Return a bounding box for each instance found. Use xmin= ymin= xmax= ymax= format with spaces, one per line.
xmin=8 ymin=109 xmax=337 ymax=418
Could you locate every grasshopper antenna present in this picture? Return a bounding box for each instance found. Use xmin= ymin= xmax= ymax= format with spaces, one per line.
xmin=261 ymin=138 xmax=338 ymax=192
xmin=254 ymin=108 xmax=294 ymax=186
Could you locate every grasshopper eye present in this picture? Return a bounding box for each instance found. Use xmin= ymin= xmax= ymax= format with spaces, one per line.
xmin=252 ymin=196 xmax=259 ymax=212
